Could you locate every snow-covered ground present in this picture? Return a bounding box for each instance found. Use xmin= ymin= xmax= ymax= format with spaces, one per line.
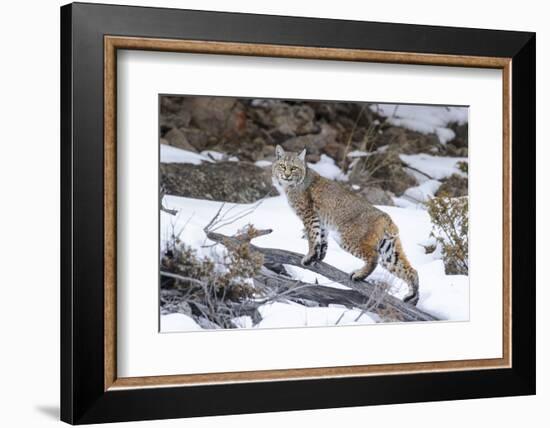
xmin=394 ymin=153 xmax=468 ymax=208
xmin=400 ymin=153 xmax=467 ymax=181
xmin=159 ymin=137 xmax=469 ymax=332
xmin=371 ymin=104 xmax=468 ymax=144
xmin=161 ymin=146 xmax=239 ymax=164
xmin=160 ymin=192 xmax=469 ymax=332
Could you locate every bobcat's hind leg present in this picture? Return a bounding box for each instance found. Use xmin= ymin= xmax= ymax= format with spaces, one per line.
xmin=379 ymin=237 xmax=420 ymax=306
xmin=347 ymin=225 xmax=383 ymax=281
xmin=318 ymin=224 xmax=328 ymax=261
xmin=350 ymin=245 xmax=378 ymax=281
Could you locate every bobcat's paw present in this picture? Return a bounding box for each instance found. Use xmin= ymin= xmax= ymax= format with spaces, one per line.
xmin=318 ymin=243 xmax=328 ymax=261
xmin=301 ymin=254 xmax=317 ymax=267
xmin=403 ymin=293 xmax=419 ymax=306
xmin=350 ymin=269 xmax=367 ymax=281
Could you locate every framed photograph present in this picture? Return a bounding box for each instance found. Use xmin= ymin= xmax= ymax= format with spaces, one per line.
xmin=60 ymin=2 xmax=535 ymax=424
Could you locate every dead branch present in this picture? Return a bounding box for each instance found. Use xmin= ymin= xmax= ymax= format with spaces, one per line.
xmin=401 ymin=161 xmax=435 ymax=180
xmin=160 ymin=271 xmax=207 ymax=287
xmin=160 ymin=185 xmax=178 ymax=216
xmin=206 ymin=228 xmax=439 ymax=322
xmin=254 ymin=268 xmax=389 ymax=312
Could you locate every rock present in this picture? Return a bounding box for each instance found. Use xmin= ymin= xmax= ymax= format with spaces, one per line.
xmin=435 ymin=174 xmax=468 ymax=198
xmin=373 ymin=127 xmax=441 ymax=154
xmin=160 ymin=97 xmax=192 ymax=133
xmin=448 ymin=122 xmax=468 ymax=148
xmin=359 ymin=186 xmax=395 ymax=206
xmin=163 ymin=128 xmax=197 ymax=152
xmin=348 ymin=150 xmax=417 ymax=196
xmin=281 ymin=123 xmax=338 ymax=159
xmin=261 ymin=144 xmax=276 ymax=160
xmin=161 ymin=162 xmax=278 ymax=203
xmin=443 ymin=142 xmax=468 ymax=157
xmin=183 ymin=97 xmax=239 ymax=135
xmin=305 ymin=153 xmax=321 ymax=163
xmin=306 ymin=101 xmax=373 ymax=127
xmin=282 ymin=134 xmax=324 ymax=155
xmin=161 ymin=96 xmax=252 ymax=153
xmin=252 ymin=101 xmax=319 ymax=139
xmin=322 ymin=141 xmax=346 ymax=163
xmin=177 ymin=128 xmax=212 ymax=152
xmin=215 ymin=136 xmax=266 ymax=162
xmin=161 ymin=96 xmax=186 ymax=115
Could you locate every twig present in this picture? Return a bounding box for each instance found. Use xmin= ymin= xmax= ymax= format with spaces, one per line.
xmin=402 ymin=161 xmax=435 ymax=180
xmin=160 ymin=271 xmax=206 ymax=287
xmin=160 ymin=184 xmax=179 ymax=216
xmin=341 ymin=104 xmax=368 ymax=169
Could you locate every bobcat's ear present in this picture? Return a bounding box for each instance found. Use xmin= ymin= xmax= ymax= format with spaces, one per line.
xmin=298 ymin=148 xmax=307 ymax=162
xmin=275 ymin=145 xmax=285 ymax=160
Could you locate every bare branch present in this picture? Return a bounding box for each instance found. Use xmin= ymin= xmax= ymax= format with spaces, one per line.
xmin=402 ymin=162 xmax=435 ymax=180
xmin=160 ymin=184 xmax=179 ymax=216
xmin=160 ymin=271 xmax=206 ymax=287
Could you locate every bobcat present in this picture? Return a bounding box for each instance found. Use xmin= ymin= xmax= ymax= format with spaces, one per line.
xmin=272 ymin=145 xmax=419 ymax=305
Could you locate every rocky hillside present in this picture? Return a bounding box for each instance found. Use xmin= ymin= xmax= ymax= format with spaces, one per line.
xmin=160 ymin=96 xmax=468 ymax=206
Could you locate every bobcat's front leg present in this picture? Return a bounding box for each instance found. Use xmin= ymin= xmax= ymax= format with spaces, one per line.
xmin=301 ymin=212 xmax=325 ymax=266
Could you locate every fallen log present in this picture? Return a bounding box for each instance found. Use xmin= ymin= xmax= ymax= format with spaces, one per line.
xmin=254 ymin=269 xmax=392 ymax=316
xmin=206 ymin=229 xmax=439 ymax=322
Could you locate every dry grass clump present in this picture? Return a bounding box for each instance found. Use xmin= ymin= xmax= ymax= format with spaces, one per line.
xmin=425 ymin=196 xmax=468 ymax=275
xmin=160 ymin=224 xmax=264 ymax=328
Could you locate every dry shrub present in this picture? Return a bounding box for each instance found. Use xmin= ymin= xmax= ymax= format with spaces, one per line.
xmin=160 ymin=225 xmax=264 ymax=328
xmin=456 ymin=160 xmax=468 ymax=174
xmin=426 ymin=196 xmax=469 ymax=275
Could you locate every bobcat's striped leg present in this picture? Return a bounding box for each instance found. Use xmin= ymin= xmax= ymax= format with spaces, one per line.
xmin=379 ymin=236 xmax=420 ymax=306
xmin=301 ymin=213 xmax=325 ymax=266
xmin=350 ymin=226 xmax=385 ymax=281
xmin=350 ymin=259 xmax=377 ymax=281
xmin=318 ymin=224 xmax=328 ymax=261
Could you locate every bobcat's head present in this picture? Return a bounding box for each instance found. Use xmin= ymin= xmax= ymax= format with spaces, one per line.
xmin=272 ymin=145 xmax=307 ymax=187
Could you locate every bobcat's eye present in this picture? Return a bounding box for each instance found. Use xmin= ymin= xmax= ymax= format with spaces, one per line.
xmin=291 ymin=167 xmax=298 ymax=172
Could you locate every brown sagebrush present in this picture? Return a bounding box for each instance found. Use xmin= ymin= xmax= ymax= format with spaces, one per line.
xmin=160 ymin=226 xmax=263 ymax=328
xmin=425 ymin=196 xmax=468 ymax=275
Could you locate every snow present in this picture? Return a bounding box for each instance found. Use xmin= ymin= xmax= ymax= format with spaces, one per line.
xmin=400 ymin=153 xmax=467 ymax=180
xmin=347 ymin=150 xmax=370 ymax=158
xmin=255 ymin=160 xmax=272 ymax=168
xmin=308 ymin=154 xmax=347 ymax=181
xmin=256 ymin=302 xmax=377 ymax=328
xmin=160 ymin=145 xmax=212 ymax=164
xmin=394 ymin=153 xmax=466 ymax=207
xmin=435 ymin=127 xmax=456 ymax=145
xmin=160 ymin=193 xmax=469 ymax=331
xmin=201 ymin=150 xmax=239 ymax=162
xmin=160 ymin=145 xmax=239 ymax=164
xmin=416 ymin=260 xmax=469 ymax=321
xmin=403 ymin=179 xmax=442 ymax=203
xmin=231 ymin=316 xmax=254 ymax=329
xmin=161 ymin=313 xmax=203 ymax=332
xmin=371 ymin=104 xmax=468 ymax=144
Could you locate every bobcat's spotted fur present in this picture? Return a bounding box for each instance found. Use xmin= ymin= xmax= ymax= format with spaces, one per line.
xmin=272 ymin=145 xmax=419 ymax=305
